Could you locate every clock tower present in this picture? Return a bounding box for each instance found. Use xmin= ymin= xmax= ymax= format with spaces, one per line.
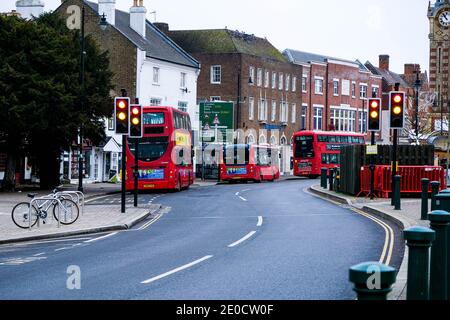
xmin=428 ymin=0 xmax=450 ymax=114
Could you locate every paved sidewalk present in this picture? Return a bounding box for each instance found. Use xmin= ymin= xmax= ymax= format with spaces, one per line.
xmin=309 ymin=184 xmax=434 ymax=301
xmin=0 ymin=183 xmax=160 ymax=245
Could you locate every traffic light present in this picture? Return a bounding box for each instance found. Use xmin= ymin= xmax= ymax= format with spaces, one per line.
xmin=114 ymin=97 xmax=130 ymax=135
xmin=367 ymin=98 xmax=381 ymax=131
xmin=389 ymin=92 xmax=405 ymax=128
xmin=129 ymin=104 xmax=143 ymax=138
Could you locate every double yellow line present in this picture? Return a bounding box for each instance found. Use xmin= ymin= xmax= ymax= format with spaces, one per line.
xmin=351 ymin=208 xmax=395 ymax=266
xmin=138 ymin=213 xmax=163 ymax=231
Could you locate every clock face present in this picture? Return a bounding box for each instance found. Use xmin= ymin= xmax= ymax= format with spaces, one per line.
xmin=439 ymin=11 xmax=450 ymax=27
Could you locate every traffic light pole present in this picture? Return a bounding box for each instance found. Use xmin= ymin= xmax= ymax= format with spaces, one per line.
xmin=134 ymin=139 xmax=139 ymax=207
xmin=391 ymin=83 xmax=400 ymax=206
xmin=122 ymin=135 xmax=126 ymax=214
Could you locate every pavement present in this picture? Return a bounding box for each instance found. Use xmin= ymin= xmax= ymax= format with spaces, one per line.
xmin=0 ymin=182 xmax=159 ymax=245
xmin=0 ymin=178 xmax=394 ymax=300
xmin=309 ymin=184 xmax=431 ymax=301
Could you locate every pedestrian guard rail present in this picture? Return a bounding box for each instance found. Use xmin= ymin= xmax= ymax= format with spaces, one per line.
xmin=360 ymin=165 xmax=445 ymax=198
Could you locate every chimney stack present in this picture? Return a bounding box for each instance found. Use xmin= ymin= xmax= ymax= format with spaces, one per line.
xmin=98 ymin=0 xmax=116 ymax=26
xmin=130 ymin=0 xmax=147 ymax=38
xmin=16 ymin=0 xmax=44 ymax=20
xmin=379 ymin=55 xmax=390 ymax=71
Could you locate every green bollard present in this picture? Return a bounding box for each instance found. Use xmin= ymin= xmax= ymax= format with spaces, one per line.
xmin=431 ymin=181 xmax=440 ymax=211
xmin=404 ymin=226 xmax=436 ymax=300
xmin=321 ymin=168 xmax=327 ymax=189
xmin=421 ymin=179 xmax=430 ymax=220
xmin=349 ymin=262 xmax=397 ymax=300
xmin=428 ymin=210 xmax=450 ymax=300
xmin=394 ymin=175 xmax=401 ymax=210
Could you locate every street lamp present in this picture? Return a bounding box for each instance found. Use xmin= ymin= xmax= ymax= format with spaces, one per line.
xmin=413 ymin=71 xmax=422 ymax=140
xmin=78 ymin=10 xmax=110 ymax=192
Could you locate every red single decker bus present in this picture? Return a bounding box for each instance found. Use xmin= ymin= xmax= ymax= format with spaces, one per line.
xmin=220 ymin=144 xmax=280 ymax=183
xmin=125 ymin=106 xmax=194 ymax=191
xmin=293 ymin=131 xmax=365 ymax=178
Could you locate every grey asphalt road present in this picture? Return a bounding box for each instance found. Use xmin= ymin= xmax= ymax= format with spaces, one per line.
xmin=0 ymin=178 xmax=402 ymax=300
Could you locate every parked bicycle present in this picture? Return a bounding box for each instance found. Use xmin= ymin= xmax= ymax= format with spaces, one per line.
xmin=11 ymin=189 xmax=80 ymax=229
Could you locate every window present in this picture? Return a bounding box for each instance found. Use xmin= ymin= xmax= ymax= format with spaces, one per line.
xmin=315 ymin=78 xmax=323 ymax=94
xmin=279 ymin=73 xmax=284 ymax=90
xmin=285 ymin=74 xmax=290 ymax=92
xmin=143 ymin=112 xmax=165 ymax=125
xmin=330 ymin=107 xmax=357 ymax=132
xmin=301 ymin=105 xmax=307 ymax=130
xmin=272 ymin=72 xmax=277 ymax=89
xmin=352 ymin=82 xmax=356 ymax=98
xmin=280 ymin=101 xmax=288 ymax=122
xmin=271 ymin=100 xmax=277 ymax=122
xmin=294 ymin=135 xmax=314 ymax=158
xmin=313 ymin=106 xmax=323 ymax=130
xmin=291 ymin=103 xmax=296 ymax=123
xmin=180 ymin=72 xmax=186 ymax=88
xmin=178 ymin=101 xmax=188 ymax=112
xmin=341 ymin=79 xmax=350 ymax=96
xmin=249 ymin=66 xmax=255 ymax=85
xmin=264 ymin=71 xmax=269 ymax=88
xmin=371 ymin=86 xmax=379 ymax=98
xmin=257 ymin=68 xmax=263 ymax=87
xmin=302 ymin=76 xmax=307 ymax=92
xmin=211 ymin=65 xmax=221 ymax=84
xmin=360 ymin=84 xmax=367 ymax=98
xmin=153 ymin=67 xmax=160 ymax=84
xmin=249 ymin=97 xmax=254 ymax=120
xmin=292 ymin=76 xmax=297 ymax=92
xmin=210 ymin=96 xmax=221 ymax=101
xmin=333 ymin=80 xmax=339 ymax=96
xmin=358 ymin=110 xmax=367 ymax=133
xmin=438 ymin=47 xmax=442 ymax=73
xmin=258 ymin=98 xmax=267 ymax=121
xmin=150 ymin=97 xmax=162 ymax=106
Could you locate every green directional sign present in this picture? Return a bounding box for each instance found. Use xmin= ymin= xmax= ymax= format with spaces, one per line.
xmin=199 ymin=102 xmax=234 ymax=143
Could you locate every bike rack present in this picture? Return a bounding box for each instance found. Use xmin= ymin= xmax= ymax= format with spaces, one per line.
xmin=29 ymin=196 xmax=62 ymax=230
xmin=55 ymin=191 xmax=85 ymax=216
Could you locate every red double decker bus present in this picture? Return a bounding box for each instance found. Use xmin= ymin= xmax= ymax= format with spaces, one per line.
xmin=293 ymin=131 xmax=365 ymax=178
xmin=219 ymin=144 xmax=280 ymax=183
xmin=125 ymin=106 xmax=194 ymax=191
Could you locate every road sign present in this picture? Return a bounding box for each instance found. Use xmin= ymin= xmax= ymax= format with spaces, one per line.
xmin=200 ymin=102 xmax=234 ymax=143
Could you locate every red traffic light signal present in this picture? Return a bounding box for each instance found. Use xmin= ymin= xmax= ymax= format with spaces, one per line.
xmin=367 ymin=98 xmax=381 ymax=132
xmin=129 ymin=104 xmax=143 ymax=138
xmin=389 ymin=92 xmax=405 ymax=129
xmin=114 ymin=97 xmax=130 ymax=135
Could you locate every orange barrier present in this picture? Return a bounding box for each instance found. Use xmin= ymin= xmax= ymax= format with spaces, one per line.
xmin=359 ymin=165 xmax=445 ymax=198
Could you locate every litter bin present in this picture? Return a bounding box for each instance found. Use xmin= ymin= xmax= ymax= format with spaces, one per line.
xmin=434 ymin=192 xmax=450 ymax=212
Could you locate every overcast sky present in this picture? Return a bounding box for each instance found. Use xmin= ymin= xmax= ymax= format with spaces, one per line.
xmin=2 ymin=0 xmax=431 ymax=74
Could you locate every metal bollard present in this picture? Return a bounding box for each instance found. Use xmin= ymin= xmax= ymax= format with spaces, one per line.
xmin=321 ymin=168 xmax=327 ymax=189
xmin=394 ymin=175 xmax=401 ymax=210
xmin=431 ymin=181 xmax=440 ymax=211
xmin=404 ymin=226 xmax=436 ymax=300
xmin=421 ymin=179 xmax=430 ymax=220
xmin=428 ymin=210 xmax=450 ymax=300
xmin=329 ymin=168 xmax=334 ymax=191
xmin=349 ymin=262 xmax=397 ymax=300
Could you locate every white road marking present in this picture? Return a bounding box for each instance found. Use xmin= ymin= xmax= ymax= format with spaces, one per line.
xmin=83 ymin=232 xmax=118 ymax=243
xmin=1 ymin=237 xmax=93 ymax=248
xmin=32 ymin=252 xmax=46 ymax=257
xmin=239 ymin=196 xmax=247 ymax=202
xmin=138 ymin=214 xmax=163 ymax=230
xmin=141 ymin=255 xmax=213 ymax=284
xmin=0 ymin=256 xmax=46 ymax=266
xmin=54 ymin=247 xmax=71 ymax=252
xmin=85 ymin=195 xmax=112 ymax=204
xmin=257 ymin=216 xmax=263 ymax=227
xmin=235 ymin=192 xmax=240 ymax=196
xmin=228 ymin=231 xmax=257 ymax=248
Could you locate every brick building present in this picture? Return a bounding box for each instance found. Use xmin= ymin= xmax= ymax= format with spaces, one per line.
xmin=283 ymin=49 xmax=382 ymax=141
xmin=162 ymin=27 xmax=304 ymax=174
xmin=54 ymin=0 xmax=200 ymax=182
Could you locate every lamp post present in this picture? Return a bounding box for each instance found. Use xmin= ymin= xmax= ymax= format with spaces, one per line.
xmin=78 ymin=5 xmax=86 ymax=193
xmin=413 ymin=71 xmax=422 ymax=143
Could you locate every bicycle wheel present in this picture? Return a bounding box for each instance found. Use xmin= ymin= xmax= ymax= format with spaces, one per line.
xmin=53 ymin=199 xmax=79 ymax=225
xmin=11 ymin=202 xmax=38 ymax=229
